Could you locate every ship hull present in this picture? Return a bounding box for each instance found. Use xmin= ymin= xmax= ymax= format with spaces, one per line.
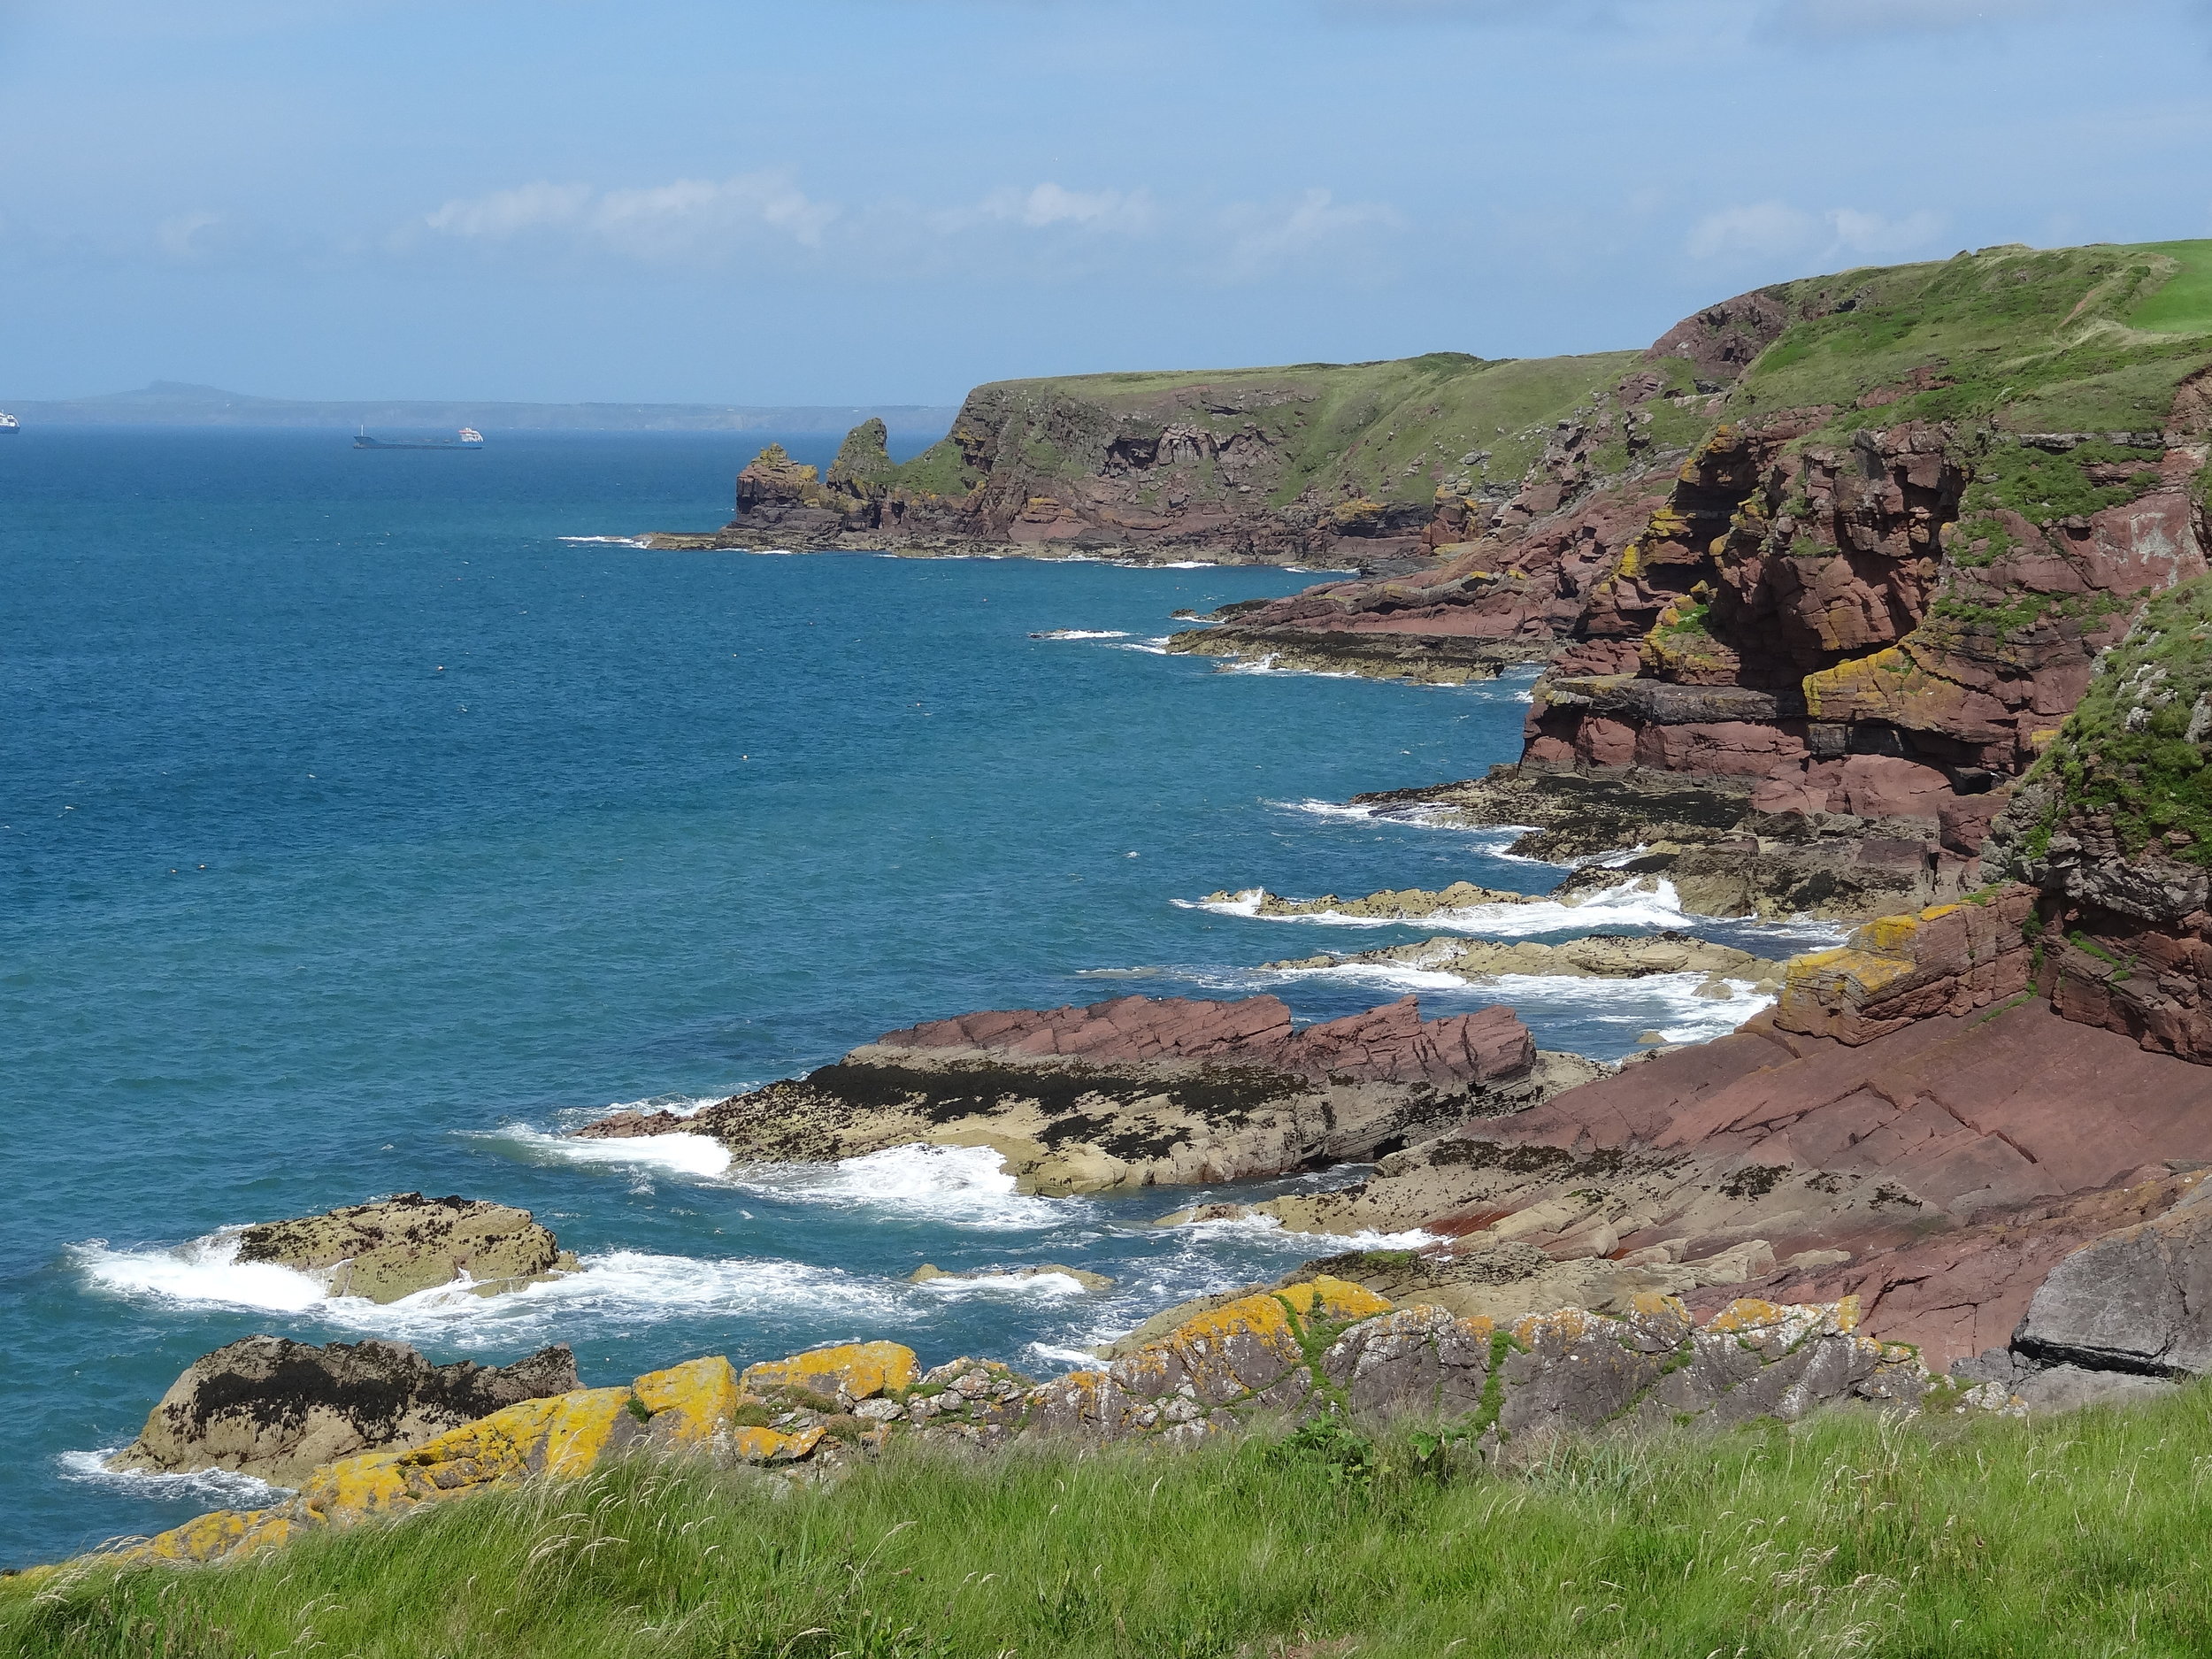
xmin=353 ymin=437 xmax=482 ymax=450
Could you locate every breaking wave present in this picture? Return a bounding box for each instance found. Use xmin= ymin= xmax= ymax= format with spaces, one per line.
xmin=1174 ymin=878 xmax=1696 ymax=936
xmin=57 ymin=1452 xmax=292 ymax=1509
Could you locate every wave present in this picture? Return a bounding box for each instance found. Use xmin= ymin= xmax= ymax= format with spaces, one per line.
xmin=485 ymin=1125 xmax=733 ymax=1179
xmin=1164 ymin=1211 xmax=1441 ymax=1250
xmin=910 ymin=1270 xmax=1094 ymax=1299
xmin=57 ymin=1451 xmax=292 ymax=1508
xmin=1174 ymin=879 xmax=1695 ymax=936
xmin=1474 ymin=970 xmax=1777 ymax=1045
xmin=557 ymin=534 xmax=651 ymax=548
xmin=730 ymin=1143 xmax=1075 ymax=1231
xmin=1031 ymin=629 xmax=1131 ymax=641
xmin=1110 ymin=637 xmax=1172 ymax=655
xmin=73 ymin=1233 xmax=916 ymax=1341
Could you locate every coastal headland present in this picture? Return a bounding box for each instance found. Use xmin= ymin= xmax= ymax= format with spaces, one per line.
xmin=18 ymin=236 xmax=2212 ymax=1643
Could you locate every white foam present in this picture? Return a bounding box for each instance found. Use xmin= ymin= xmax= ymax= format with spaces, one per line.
xmin=557 ymin=534 xmax=651 ymax=548
xmin=1164 ymin=1210 xmax=1440 ymax=1250
xmin=75 ymin=1232 xmax=914 ymax=1341
xmin=489 ymin=1125 xmax=733 ymax=1179
xmin=58 ymin=1451 xmax=292 ymax=1508
xmin=1475 ymin=971 xmax=1777 ymax=1044
xmin=1110 ymin=638 xmax=1172 ymax=655
xmin=1025 ymin=1341 xmax=1105 ymax=1367
xmin=1148 ymin=560 xmax=1219 ymax=570
xmin=1176 ymin=878 xmax=1696 ymax=936
xmin=1031 ymin=629 xmax=1130 ymax=641
xmin=1256 ymin=961 xmax=1477 ymax=995
xmin=76 ymin=1233 xmax=332 ymax=1313
xmin=911 ymin=1271 xmax=1091 ymax=1299
xmin=733 ymin=1143 xmax=1073 ymax=1231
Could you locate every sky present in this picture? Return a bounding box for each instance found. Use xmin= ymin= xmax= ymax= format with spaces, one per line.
xmin=3 ymin=0 xmax=2209 ymax=405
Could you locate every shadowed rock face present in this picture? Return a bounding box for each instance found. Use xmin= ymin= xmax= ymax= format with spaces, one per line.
xmin=576 ymin=995 xmax=1586 ymax=1195
xmin=234 ymin=1194 xmax=579 ymax=1302
xmin=109 ymin=1338 xmax=579 ymax=1485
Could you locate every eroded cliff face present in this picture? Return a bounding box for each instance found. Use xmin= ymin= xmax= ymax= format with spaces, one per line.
xmin=652 ymin=352 xmax=1676 ymax=568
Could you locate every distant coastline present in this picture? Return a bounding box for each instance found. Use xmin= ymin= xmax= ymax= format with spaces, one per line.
xmin=5 ymin=381 xmax=959 ymax=438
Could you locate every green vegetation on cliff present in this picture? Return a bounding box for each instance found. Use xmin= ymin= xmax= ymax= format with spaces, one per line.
xmin=1735 ymin=241 xmax=2212 ymax=441
xmin=886 ymin=349 xmax=1648 ymax=515
xmin=2014 ymin=572 xmax=2212 ymax=863
xmin=18 ymin=1389 xmax=2212 ymax=1657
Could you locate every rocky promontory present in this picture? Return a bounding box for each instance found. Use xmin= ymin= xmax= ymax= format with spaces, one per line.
xmin=234 ymin=1194 xmax=579 ymax=1302
xmin=109 ymin=1338 xmax=580 ymax=1485
xmin=579 ymin=993 xmax=1601 ymax=1193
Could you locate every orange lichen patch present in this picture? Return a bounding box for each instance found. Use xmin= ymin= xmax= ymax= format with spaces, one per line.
xmin=1512 ymin=1306 xmax=1614 ymax=1348
xmin=632 ymin=1356 xmax=741 ymax=1447
xmin=293 ymin=1447 xmax=415 ymax=1525
xmin=741 ymin=1340 xmax=918 ymax=1403
xmin=534 ymin=1386 xmax=634 ymax=1477
xmin=729 ymin=1425 xmax=825 ymax=1463
xmin=1629 ymin=1291 xmax=1691 ymax=1321
xmin=1277 ymin=1276 xmax=1393 ymax=1326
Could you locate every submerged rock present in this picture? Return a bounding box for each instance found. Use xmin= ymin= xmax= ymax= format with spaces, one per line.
xmin=108 ymin=1338 xmax=580 ymax=1485
xmin=234 ymin=1194 xmax=579 ymax=1302
xmin=577 ymin=994 xmax=1573 ymax=1194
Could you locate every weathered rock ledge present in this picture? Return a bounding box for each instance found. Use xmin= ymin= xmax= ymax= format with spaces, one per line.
xmin=578 ymin=994 xmax=1596 ymax=1194
xmin=109 ymin=1338 xmax=580 ymax=1485
xmin=1265 ymin=930 xmax=1783 ymax=990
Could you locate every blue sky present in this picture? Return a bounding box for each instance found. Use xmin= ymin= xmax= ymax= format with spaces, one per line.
xmin=3 ymin=0 xmax=2208 ymax=404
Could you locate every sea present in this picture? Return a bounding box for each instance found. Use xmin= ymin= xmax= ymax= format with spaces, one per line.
xmin=0 ymin=427 xmax=1834 ymax=1569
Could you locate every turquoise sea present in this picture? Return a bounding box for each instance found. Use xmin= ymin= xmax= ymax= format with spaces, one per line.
xmin=0 ymin=429 xmax=1819 ymax=1568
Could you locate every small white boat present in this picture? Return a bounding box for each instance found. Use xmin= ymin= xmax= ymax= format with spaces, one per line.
xmin=0 ymin=412 xmax=19 ymax=433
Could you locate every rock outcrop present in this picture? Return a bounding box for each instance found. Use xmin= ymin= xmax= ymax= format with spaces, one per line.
xmin=234 ymin=1194 xmax=579 ymax=1302
xmin=77 ymin=1279 xmax=1951 ymax=1574
xmin=108 ymin=1339 xmax=580 ymax=1485
xmin=908 ymin=1263 xmax=1116 ymax=1292
xmin=646 ymin=353 xmax=1651 ymax=572
xmin=577 ymin=995 xmax=1576 ymax=1194
xmin=1266 ymin=930 xmax=1779 ymax=987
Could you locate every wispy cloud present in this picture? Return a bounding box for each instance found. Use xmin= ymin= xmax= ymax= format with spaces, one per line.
xmin=156 ymin=211 xmax=224 ymax=260
xmin=422 ymin=173 xmax=839 ymax=259
xmin=1210 ymin=188 xmax=1402 ymax=281
xmin=1686 ymin=201 xmax=1945 ymax=267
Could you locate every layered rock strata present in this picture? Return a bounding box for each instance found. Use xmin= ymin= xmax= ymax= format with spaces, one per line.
xmin=108 ymin=1339 xmax=580 ymax=1485
xmin=577 ymin=994 xmax=1592 ymax=1194
xmin=80 ymin=1279 xmax=1944 ymax=1573
xmin=234 ymin=1194 xmax=579 ymax=1302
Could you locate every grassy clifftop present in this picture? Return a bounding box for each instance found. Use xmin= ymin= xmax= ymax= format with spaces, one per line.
xmin=18 ymin=1391 xmax=2212 ymax=1657
xmin=889 ymin=349 xmax=1659 ymax=517
xmin=1731 ymin=239 xmax=2212 ymax=440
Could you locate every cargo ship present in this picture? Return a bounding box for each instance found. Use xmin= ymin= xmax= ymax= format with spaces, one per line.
xmin=353 ymin=426 xmax=483 ymax=450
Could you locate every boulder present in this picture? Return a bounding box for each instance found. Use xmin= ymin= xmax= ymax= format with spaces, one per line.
xmin=908 ymin=1262 xmax=1115 ymax=1293
xmin=2014 ymin=1187 xmax=2212 ymax=1377
xmin=107 ymin=1338 xmax=580 ymax=1485
xmin=234 ymin=1194 xmax=578 ymax=1302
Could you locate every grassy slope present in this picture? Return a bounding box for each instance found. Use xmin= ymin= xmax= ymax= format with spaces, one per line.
xmin=889 ymin=351 xmax=1647 ymax=511
xmin=16 ymin=1391 xmax=2212 ymax=1658
xmin=2126 ymin=240 xmax=2212 ymax=335
xmin=1732 ymin=242 xmax=2211 ymax=440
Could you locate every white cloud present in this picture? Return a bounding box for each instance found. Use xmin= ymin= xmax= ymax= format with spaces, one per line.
xmin=423 ymin=173 xmax=838 ymax=260
xmin=1686 ymin=200 xmax=1945 ymax=267
xmin=931 ymin=182 xmax=1158 ymax=236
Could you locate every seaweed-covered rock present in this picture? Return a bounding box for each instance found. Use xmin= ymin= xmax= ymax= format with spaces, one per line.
xmin=234 ymin=1194 xmax=578 ymax=1303
xmin=107 ymin=1338 xmax=579 ymax=1485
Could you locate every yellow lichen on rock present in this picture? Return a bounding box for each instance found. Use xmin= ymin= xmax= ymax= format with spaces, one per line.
xmin=741 ymin=1341 xmax=918 ymax=1404
xmin=130 ymin=1506 xmax=293 ymax=1565
xmin=632 ymin=1356 xmax=741 ymax=1448
xmin=730 ymin=1425 xmax=826 ymax=1463
xmin=1782 ymin=945 xmax=1917 ymax=1002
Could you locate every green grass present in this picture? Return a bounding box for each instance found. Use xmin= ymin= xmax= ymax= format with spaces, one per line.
xmin=2126 ymin=240 xmax=2212 ymax=335
xmin=2013 ymin=572 xmax=2212 ymax=863
xmin=17 ymin=1389 xmax=2212 ymax=1658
